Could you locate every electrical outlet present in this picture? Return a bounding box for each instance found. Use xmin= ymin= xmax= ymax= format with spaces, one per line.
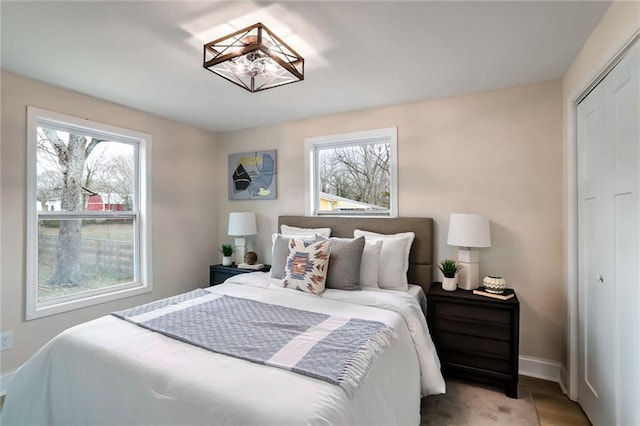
xmin=1 ymin=331 xmax=13 ymax=351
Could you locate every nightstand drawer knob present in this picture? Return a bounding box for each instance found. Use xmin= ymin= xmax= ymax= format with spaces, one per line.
xmin=596 ymin=274 xmax=604 ymax=283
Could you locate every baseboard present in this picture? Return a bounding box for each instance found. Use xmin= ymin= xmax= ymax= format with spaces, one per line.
xmin=519 ymin=355 xmax=562 ymax=382
xmin=0 ymin=369 xmax=16 ymax=396
xmin=559 ymin=365 xmax=569 ymax=395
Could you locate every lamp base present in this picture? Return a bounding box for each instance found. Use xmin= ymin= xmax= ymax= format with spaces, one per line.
xmin=234 ymin=237 xmax=246 ymax=266
xmin=457 ymin=248 xmax=481 ymax=290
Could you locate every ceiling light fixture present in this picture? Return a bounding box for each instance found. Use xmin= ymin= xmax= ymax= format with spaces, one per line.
xmin=203 ymin=22 xmax=304 ymax=93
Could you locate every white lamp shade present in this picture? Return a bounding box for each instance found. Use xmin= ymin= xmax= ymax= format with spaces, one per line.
xmin=447 ymin=213 xmax=491 ymax=248
xmin=228 ymin=212 xmax=257 ymax=236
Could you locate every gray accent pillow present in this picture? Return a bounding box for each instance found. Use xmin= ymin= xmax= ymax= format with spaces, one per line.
xmin=325 ymin=236 xmax=365 ymax=291
xmin=271 ymin=234 xmax=319 ymax=279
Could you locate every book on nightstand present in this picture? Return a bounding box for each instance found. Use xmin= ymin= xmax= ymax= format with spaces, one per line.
xmin=237 ymin=263 xmax=265 ymax=270
xmin=472 ymin=288 xmax=515 ymax=300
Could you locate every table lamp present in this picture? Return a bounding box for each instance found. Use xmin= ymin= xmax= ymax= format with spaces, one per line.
xmin=228 ymin=212 xmax=257 ymax=265
xmin=447 ymin=213 xmax=491 ymax=290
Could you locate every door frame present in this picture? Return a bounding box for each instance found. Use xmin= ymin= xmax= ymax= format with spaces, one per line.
xmin=566 ymin=31 xmax=640 ymax=401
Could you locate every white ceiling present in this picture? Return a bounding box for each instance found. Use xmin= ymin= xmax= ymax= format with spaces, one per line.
xmin=1 ymin=1 xmax=610 ymax=132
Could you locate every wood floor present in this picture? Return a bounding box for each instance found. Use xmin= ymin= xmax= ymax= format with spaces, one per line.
xmin=0 ymin=377 xmax=592 ymax=425
xmin=521 ymin=376 xmax=591 ymax=426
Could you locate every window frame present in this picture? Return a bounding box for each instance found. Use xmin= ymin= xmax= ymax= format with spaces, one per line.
xmin=304 ymin=127 xmax=398 ymax=217
xmin=26 ymin=106 xmax=152 ymax=320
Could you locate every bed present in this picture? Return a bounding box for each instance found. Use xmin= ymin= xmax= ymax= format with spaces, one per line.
xmin=2 ymin=216 xmax=445 ymax=426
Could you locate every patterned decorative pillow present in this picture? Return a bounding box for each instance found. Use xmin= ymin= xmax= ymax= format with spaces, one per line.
xmin=282 ymin=238 xmax=331 ymax=294
xmin=271 ymin=234 xmax=321 ymax=279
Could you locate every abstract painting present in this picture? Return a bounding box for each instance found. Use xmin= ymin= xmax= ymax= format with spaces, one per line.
xmin=228 ymin=150 xmax=277 ymax=200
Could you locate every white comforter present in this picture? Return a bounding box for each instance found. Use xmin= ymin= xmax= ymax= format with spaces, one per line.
xmin=2 ymin=274 xmax=445 ymax=426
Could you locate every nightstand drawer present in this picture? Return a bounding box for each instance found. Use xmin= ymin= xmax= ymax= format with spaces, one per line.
xmin=440 ymin=348 xmax=512 ymax=374
xmin=434 ymin=301 xmax=511 ymax=325
xmin=435 ymin=319 xmax=511 ymax=341
xmin=435 ymin=330 xmax=511 ymax=358
xmin=427 ymin=283 xmax=520 ymax=398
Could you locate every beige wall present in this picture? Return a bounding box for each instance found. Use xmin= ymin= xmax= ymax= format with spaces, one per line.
xmin=3 ymin=2 xmax=633 ymax=378
xmin=0 ymin=72 xmax=219 ymax=374
xmin=561 ymin=1 xmax=640 ymax=395
xmin=0 ymin=72 xmax=565 ymax=374
xmin=216 ymin=80 xmax=564 ymax=362
xmin=563 ymin=2 xmax=640 ymax=101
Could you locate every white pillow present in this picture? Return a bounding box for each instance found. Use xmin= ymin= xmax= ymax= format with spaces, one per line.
xmin=271 ymin=231 xmax=320 ymax=257
xmin=280 ymin=225 xmax=331 ymax=238
xmin=353 ymin=229 xmax=415 ymax=291
xmin=360 ymin=240 xmax=383 ymax=289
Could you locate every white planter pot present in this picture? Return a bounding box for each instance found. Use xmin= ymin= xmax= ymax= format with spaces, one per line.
xmin=442 ymin=276 xmax=458 ymax=291
xmin=222 ymin=256 xmax=233 ymax=266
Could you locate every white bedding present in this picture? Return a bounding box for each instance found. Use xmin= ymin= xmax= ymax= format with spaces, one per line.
xmin=407 ymin=284 xmax=428 ymax=314
xmin=2 ymin=273 xmax=444 ymax=426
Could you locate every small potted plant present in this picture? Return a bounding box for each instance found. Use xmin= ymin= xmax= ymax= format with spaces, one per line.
xmin=219 ymin=244 xmax=234 ymax=266
xmin=439 ymin=259 xmax=460 ymax=291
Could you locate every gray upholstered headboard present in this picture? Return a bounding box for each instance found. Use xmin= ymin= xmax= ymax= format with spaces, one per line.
xmin=278 ymin=216 xmax=433 ymax=292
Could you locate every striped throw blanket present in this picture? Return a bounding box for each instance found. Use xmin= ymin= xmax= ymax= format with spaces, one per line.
xmin=112 ymin=289 xmax=396 ymax=396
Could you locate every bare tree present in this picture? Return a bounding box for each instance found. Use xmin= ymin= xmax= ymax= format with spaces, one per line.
xmin=39 ymin=129 xmax=104 ymax=285
xmin=81 ymin=147 xmax=110 ymax=208
xmin=107 ymin=154 xmax=134 ymax=210
xmin=319 ymin=143 xmax=391 ymax=208
xmin=36 ymin=169 xmax=63 ymax=210
xmin=90 ymin=154 xmax=134 ymax=210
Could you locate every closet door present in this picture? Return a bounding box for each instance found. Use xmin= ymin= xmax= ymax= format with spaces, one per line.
xmin=606 ymin=42 xmax=639 ymax=426
xmin=577 ymin=79 xmax=616 ymax=426
xmin=577 ymin=42 xmax=639 ymax=426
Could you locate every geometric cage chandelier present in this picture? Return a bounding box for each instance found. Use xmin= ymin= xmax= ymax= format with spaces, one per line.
xmin=203 ymin=22 xmax=304 ymax=93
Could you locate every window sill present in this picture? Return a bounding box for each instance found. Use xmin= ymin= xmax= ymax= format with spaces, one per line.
xmin=27 ymin=283 xmax=152 ymax=320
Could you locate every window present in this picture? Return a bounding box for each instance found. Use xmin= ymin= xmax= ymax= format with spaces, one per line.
xmin=26 ymin=107 xmax=151 ymax=319
xmin=305 ymin=127 xmax=398 ymax=216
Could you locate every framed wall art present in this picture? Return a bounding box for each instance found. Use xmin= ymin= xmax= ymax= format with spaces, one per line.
xmin=228 ymin=150 xmax=277 ymax=200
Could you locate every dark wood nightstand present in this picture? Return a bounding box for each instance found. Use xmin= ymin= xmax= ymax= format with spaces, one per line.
xmin=209 ymin=264 xmax=271 ymax=286
xmin=427 ymin=282 xmax=520 ymax=398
